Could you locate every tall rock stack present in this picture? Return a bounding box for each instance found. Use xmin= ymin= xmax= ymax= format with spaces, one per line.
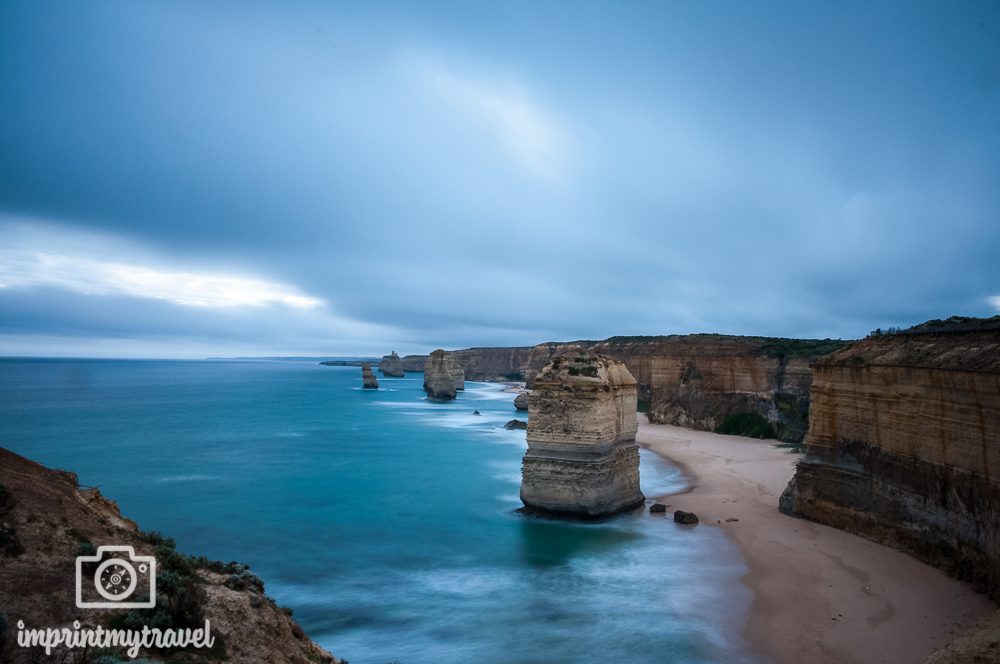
xmin=520 ymin=352 xmax=644 ymax=518
xmin=423 ymin=349 xmax=463 ymax=400
xmin=779 ymin=322 xmax=1000 ymax=597
xmin=361 ymin=362 xmax=379 ymax=389
xmin=379 ymin=351 xmax=405 ymax=377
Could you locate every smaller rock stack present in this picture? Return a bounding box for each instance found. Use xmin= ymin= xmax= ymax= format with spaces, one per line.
xmin=379 ymin=351 xmax=405 ymax=377
xmin=513 ymin=392 xmax=529 ymax=411
xmin=361 ymin=363 xmax=379 ymax=389
xmin=423 ymin=349 xmax=464 ymax=400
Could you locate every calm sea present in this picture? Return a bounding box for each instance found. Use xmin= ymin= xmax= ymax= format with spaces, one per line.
xmin=0 ymin=359 xmax=758 ymax=663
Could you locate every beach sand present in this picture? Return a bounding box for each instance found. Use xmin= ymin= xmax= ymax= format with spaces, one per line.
xmin=637 ymin=421 xmax=996 ymax=664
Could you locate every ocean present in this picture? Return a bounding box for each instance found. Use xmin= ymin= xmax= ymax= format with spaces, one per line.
xmin=0 ymin=358 xmax=758 ymax=663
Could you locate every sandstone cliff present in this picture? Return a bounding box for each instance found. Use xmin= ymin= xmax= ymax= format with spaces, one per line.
xmin=779 ymin=325 xmax=1000 ymax=598
xmin=361 ymin=362 xmax=378 ymax=389
xmin=422 ymin=349 xmax=462 ymax=400
xmin=0 ymin=448 xmax=339 ymax=663
xmin=397 ymin=347 xmax=532 ymax=381
xmin=524 ymin=335 xmax=847 ymax=442
xmin=378 ymin=351 xmax=405 ymax=377
xmin=520 ymin=352 xmax=644 ymax=518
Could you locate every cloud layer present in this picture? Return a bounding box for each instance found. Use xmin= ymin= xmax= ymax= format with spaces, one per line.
xmin=1 ymin=1 xmax=998 ymax=356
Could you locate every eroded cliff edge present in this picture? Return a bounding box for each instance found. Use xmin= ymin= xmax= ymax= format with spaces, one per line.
xmin=779 ymin=326 xmax=1000 ymax=598
xmin=0 ymin=448 xmax=340 ymax=664
xmin=525 ymin=335 xmax=847 ymax=442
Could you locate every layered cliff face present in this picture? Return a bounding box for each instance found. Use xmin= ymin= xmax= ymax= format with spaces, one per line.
xmin=422 ymin=349 xmax=463 ymax=400
xmin=779 ymin=328 xmax=1000 ymax=597
xmin=378 ymin=351 xmax=405 ymax=377
xmin=0 ymin=448 xmax=339 ymax=664
xmin=525 ymin=335 xmax=847 ymax=442
xmin=396 ymin=347 xmax=532 ymax=381
xmin=520 ymin=352 xmax=644 ymax=518
xmin=361 ymin=362 xmax=378 ymax=389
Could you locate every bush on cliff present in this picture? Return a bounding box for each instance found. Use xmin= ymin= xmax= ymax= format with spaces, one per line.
xmin=716 ymin=413 xmax=776 ymax=439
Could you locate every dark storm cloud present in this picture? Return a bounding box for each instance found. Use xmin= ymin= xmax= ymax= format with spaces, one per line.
xmin=1 ymin=1 xmax=998 ymax=356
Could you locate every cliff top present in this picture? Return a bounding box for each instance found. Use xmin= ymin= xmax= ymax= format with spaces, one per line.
xmin=538 ymin=334 xmax=850 ymax=360
xmin=534 ymin=352 xmax=637 ymax=388
xmin=818 ymin=326 xmax=1000 ymax=373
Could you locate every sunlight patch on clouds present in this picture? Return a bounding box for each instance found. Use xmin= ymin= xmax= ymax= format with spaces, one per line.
xmin=419 ymin=61 xmax=565 ymax=179
xmin=0 ymin=223 xmax=323 ymax=310
xmin=989 ymin=295 xmax=1000 ymax=312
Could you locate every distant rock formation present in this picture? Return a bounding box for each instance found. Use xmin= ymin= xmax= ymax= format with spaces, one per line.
xmin=379 ymin=351 xmax=405 ymax=377
xmin=779 ymin=322 xmax=1000 ymax=598
xmin=393 ymin=347 xmax=532 ymax=380
xmin=513 ymin=392 xmax=529 ymax=411
xmin=423 ymin=349 xmax=463 ymax=400
xmin=361 ymin=362 xmax=378 ymax=389
xmin=520 ymin=352 xmax=644 ymax=518
xmin=523 ymin=335 xmax=849 ymax=442
xmin=504 ymin=419 xmax=527 ymax=430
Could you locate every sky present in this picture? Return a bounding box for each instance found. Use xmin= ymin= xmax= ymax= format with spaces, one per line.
xmin=1 ymin=1 xmax=998 ymax=358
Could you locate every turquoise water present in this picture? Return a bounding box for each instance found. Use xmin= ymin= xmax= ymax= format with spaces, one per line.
xmin=0 ymin=359 xmax=758 ymax=663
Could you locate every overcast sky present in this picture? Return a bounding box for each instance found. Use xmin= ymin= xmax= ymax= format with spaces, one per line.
xmin=1 ymin=1 xmax=998 ymax=358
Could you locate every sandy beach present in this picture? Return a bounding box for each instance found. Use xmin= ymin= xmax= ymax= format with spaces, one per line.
xmin=638 ymin=421 xmax=996 ymax=664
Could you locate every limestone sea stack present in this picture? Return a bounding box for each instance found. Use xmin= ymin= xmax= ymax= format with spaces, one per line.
xmin=379 ymin=351 xmax=405 ymax=377
xmin=423 ymin=349 xmax=463 ymax=400
xmin=520 ymin=352 xmax=644 ymax=518
xmin=361 ymin=362 xmax=379 ymax=389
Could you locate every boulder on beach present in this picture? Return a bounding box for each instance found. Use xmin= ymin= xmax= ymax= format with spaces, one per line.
xmin=673 ymin=510 xmax=699 ymax=525
xmin=650 ymin=503 xmax=667 ymax=514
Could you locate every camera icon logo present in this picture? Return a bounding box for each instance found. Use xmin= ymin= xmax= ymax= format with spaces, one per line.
xmin=76 ymin=545 xmax=157 ymax=609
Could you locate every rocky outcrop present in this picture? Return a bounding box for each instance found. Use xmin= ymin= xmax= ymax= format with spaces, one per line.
xmin=779 ymin=324 xmax=1000 ymax=598
xmin=423 ymin=349 xmax=463 ymax=400
xmin=520 ymin=352 xmax=644 ymax=518
xmin=361 ymin=362 xmax=378 ymax=389
xmin=0 ymin=448 xmax=340 ymax=664
xmin=504 ymin=419 xmax=527 ymax=430
xmin=524 ymin=335 xmax=848 ymax=442
xmin=513 ymin=392 xmax=529 ymax=411
xmin=378 ymin=351 xmax=405 ymax=377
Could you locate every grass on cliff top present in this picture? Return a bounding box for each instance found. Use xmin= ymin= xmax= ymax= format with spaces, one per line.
xmin=564 ymin=334 xmax=850 ymax=360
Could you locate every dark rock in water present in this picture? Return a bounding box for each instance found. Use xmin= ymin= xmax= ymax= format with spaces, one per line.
xmin=361 ymin=362 xmax=379 ymax=389
xmin=504 ymin=419 xmax=528 ymax=430
xmin=725 ymin=517 xmax=739 ymax=522
xmin=379 ymin=351 xmax=405 ymax=377
xmin=473 ymin=410 xmax=481 ymax=416
xmin=673 ymin=510 xmax=699 ymax=524
xmin=514 ymin=392 xmax=529 ymax=411
xmin=649 ymin=503 xmax=667 ymax=513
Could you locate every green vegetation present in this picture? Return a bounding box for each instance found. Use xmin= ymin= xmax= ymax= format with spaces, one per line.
xmin=756 ymin=338 xmax=849 ymax=360
xmin=636 ymin=399 xmax=649 ymax=413
xmin=503 ymin=372 xmax=524 ymax=381
xmin=715 ymin=413 xmax=776 ymax=439
xmin=109 ymin=531 xmax=228 ymax=658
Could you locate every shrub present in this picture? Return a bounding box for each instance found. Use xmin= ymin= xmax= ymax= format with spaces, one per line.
xmin=716 ymin=413 xmax=776 ymax=439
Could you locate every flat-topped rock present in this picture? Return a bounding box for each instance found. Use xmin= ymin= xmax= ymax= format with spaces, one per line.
xmin=520 ymin=352 xmax=644 ymax=518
